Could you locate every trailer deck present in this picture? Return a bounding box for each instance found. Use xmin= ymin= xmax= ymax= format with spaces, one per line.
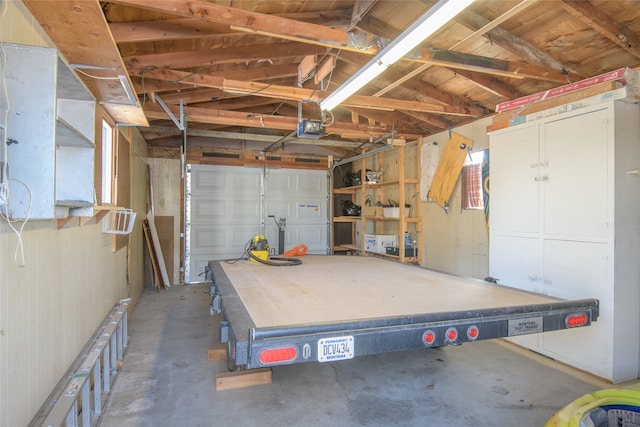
xmin=208 ymin=256 xmax=599 ymax=370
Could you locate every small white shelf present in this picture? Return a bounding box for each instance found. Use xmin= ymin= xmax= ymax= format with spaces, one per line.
xmin=3 ymin=42 xmax=96 ymax=220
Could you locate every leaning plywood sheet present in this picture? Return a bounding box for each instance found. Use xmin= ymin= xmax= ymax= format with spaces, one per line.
xmin=142 ymin=220 xmax=163 ymax=290
xmin=427 ymin=132 xmax=473 ymax=211
xmin=219 ymin=255 xmax=557 ymax=329
xmin=147 ymin=212 xmax=171 ymax=288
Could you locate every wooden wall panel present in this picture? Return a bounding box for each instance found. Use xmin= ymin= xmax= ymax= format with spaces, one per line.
xmin=0 ymin=222 xmax=128 ymax=426
xmin=421 ymin=116 xmax=492 ymax=279
xmin=0 ymin=12 xmax=148 ymax=425
xmin=147 ymin=158 xmax=182 ymax=285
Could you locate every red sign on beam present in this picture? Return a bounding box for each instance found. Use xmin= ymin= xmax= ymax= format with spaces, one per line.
xmin=496 ymin=68 xmax=633 ymax=113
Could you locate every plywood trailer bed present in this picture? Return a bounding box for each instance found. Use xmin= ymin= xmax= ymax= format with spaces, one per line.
xmin=207 ymin=256 xmax=599 ymax=370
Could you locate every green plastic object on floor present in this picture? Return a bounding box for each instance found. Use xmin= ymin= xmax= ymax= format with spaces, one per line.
xmin=545 ymin=383 xmax=640 ymax=426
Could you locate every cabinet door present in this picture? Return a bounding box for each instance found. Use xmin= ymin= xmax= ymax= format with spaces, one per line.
xmin=489 ymin=234 xmax=541 ymax=293
xmin=542 ymin=108 xmax=609 ymax=240
xmin=541 ymin=239 xmax=611 ymax=379
xmin=490 ymin=125 xmax=541 ymax=234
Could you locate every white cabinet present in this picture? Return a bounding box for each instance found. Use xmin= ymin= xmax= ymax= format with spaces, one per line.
xmin=2 ymin=43 xmax=96 ymax=219
xmin=489 ymin=100 xmax=640 ymax=383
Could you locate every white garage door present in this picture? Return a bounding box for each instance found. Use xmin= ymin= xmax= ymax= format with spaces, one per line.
xmin=185 ymin=164 xmax=329 ymax=283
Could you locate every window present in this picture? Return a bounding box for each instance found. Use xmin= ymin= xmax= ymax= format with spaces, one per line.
xmin=101 ymin=119 xmax=114 ymax=204
xmin=461 ymin=150 xmax=487 ymax=210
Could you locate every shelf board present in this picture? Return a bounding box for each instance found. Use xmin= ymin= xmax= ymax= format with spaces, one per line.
xmin=333 ymin=187 xmax=359 ymax=194
xmin=361 ymin=216 xmax=420 ymax=222
xmin=56 ymin=117 xmax=94 ymax=148
xmin=55 ymin=199 xmax=94 ymax=208
xmin=364 ymin=250 xmax=419 ymax=263
xmin=336 ymin=244 xmax=361 ymax=251
xmin=333 ymin=216 xmax=360 ymax=222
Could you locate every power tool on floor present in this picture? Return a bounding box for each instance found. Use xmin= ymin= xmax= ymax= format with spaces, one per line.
xmin=248 ymin=235 xmax=270 ymax=262
xmin=246 ymin=235 xmax=302 ymax=266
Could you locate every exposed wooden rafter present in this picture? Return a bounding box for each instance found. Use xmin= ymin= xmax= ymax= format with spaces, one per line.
xmin=559 ymin=0 xmax=640 ymax=61
xmin=22 ymin=0 xmax=148 ymax=125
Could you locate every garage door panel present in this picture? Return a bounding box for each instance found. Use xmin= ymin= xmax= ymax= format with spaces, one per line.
xmin=294 ymin=199 xmax=326 ymax=222
xmin=189 ymin=226 xmax=224 ymax=251
xmin=192 ymin=165 xmax=261 ymax=195
xmin=264 ymin=173 xmax=292 ymax=196
xmin=189 ymin=224 xmax=261 ymax=254
xmin=264 ymin=198 xmax=327 ymax=224
xmin=186 ymin=165 xmax=328 ymax=282
xmin=265 ymin=170 xmax=327 ymax=197
xmin=191 ymin=196 xmax=261 ymax=224
xmin=264 ymin=223 xmax=327 ymax=254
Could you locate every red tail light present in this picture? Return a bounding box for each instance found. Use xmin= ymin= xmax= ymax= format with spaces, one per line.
xmin=423 ymin=330 xmax=436 ymax=346
xmin=566 ymin=313 xmax=588 ymax=328
xmin=467 ymin=325 xmax=479 ymax=340
xmin=445 ymin=327 xmax=458 ymax=343
xmin=259 ymin=347 xmax=297 ymax=364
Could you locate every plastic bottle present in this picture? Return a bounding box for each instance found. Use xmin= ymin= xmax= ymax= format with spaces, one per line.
xmin=404 ymin=231 xmax=411 ymax=248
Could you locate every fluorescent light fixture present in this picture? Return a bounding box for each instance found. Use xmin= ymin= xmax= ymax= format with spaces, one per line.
xmin=118 ymin=74 xmax=138 ymax=106
xmin=320 ymin=0 xmax=475 ymax=111
xmin=70 ymin=63 xmax=116 ymax=71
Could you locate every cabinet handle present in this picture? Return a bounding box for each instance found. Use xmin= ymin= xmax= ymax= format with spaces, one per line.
xmin=534 ymin=176 xmax=549 ymax=182
xmin=527 ymin=275 xmax=538 ymax=281
xmin=530 ymin=162 xmax=539 ymax=168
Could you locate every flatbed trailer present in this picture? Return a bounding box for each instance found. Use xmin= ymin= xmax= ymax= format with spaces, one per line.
xmin=207 ymin=256 xmax=599 ymax=370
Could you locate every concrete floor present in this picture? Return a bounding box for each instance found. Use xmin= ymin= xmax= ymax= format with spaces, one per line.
xmin=99 ymin=283 xmax=612 ymax=427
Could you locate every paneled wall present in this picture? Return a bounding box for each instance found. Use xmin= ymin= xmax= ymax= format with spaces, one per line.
xmin=420 ymin=117 xmax=493 ymax=279
xmin=147 ymin=158 xmax=182 ymax=285
xmin=0 ymin=3 xmax=148 ymax=425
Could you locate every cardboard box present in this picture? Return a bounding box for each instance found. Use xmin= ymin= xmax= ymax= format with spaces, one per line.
xmin=365 ymin=234 xmax=397 ymax=254
xmin=383 ymin=207 xmax=411 ymax=218
xmin=362 ymin=206 xmax=383 ymax=217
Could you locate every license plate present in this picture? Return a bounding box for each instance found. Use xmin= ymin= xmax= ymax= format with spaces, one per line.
xmin=318 ymin=336 xmax=354 ymax=362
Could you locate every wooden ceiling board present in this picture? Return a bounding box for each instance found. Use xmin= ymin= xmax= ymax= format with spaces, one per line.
xmin=367 ymin=0 xmax=431 ymax=34
xmin=23 ymin=0 xmax=639 ymax=153
xmin=109 ymin=18 xmax=234 ymax=43
xmin=23 ymin=0 xmax=148 ymax=125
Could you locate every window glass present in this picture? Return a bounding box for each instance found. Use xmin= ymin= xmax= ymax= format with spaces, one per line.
xmin=101 ymin=120 xmax=114 ymax=204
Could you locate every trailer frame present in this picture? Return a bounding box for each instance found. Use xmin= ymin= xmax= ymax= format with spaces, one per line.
xmin=207 ymin=257 xmax=599 ymax=370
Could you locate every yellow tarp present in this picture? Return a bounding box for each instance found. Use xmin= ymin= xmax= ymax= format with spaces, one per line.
xmin=428 ymin=132 xmax=474 ymax=210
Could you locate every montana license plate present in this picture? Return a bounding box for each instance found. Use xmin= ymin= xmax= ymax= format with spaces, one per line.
xmin=318 ymin=336 xmax=354 ymax=362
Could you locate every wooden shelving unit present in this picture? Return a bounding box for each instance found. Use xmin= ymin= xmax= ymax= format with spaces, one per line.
xmin=331 ymin=141 xmax=422 ymax=264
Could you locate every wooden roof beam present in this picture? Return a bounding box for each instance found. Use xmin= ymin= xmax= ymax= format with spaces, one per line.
xmin=107 ymin=0 xmax=374 ymax=53
xmin=456 ymin=8 xmax=581 ymax=75
xmin=449 ymin=69 xmax=525 ymax=100
xmin=134 ymin=68 xmax=481 ymax=117
xmin=559 ymin=0 xmax=640 ymax=61
xmin=123 ymin=43 xmax=330 ymax=73
xmin=142 ymin=125 xmax=364 ymax=148
xmin=143 ymin=103 xmax=422 ymax=140
xmin=113 ymin=0 xmax=572 ymax=84
xmin=418 ymin=48 xmax=576 ymax=84
xmin=110 ymin=18 xmax=234 ymax=43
